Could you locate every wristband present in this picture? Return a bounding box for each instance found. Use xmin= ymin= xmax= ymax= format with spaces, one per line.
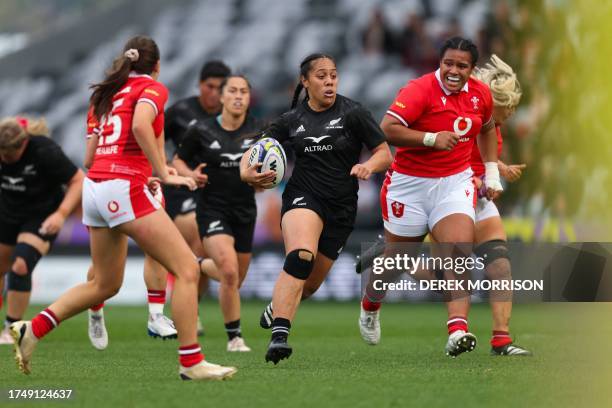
xmin=484 ymin=162 xmax=503 ymax=192
xmin=423 ymin=132 xmax=437 ymax=147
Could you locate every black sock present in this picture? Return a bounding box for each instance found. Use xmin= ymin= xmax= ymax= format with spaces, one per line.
xmin=224 ymin=319 xmax=241 ymax=341
xmin=271 ymin=318 xmax=291 ymax=341
xmin=4 ymin=315 xmax=20 ymax=329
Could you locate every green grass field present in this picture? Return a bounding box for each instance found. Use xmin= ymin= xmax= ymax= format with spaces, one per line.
xmin=2 ymin=301 xmax=611 ymax=408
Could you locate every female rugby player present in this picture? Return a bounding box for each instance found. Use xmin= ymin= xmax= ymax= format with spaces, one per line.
xmin=359 ymin=37 xmax=503 ymax=357
xmin=174 ymin=75 xmax=264 ymax=353
xmin=0 ymin=117 xmax=83 ymax=344
xmin=470 ymin=55 xmax=531 ymax=356
xmin=9 ymin=36 xmax=236 ymax=380
xmin=241 ymin=53 xmax=392 ymax=364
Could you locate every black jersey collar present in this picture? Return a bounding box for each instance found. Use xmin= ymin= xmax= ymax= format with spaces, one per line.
xmin=302 ymin=95 xmax=339 ymax=115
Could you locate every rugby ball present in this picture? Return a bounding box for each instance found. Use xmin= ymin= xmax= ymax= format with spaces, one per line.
xmin=247 ymin=137 xmax=286 ymax=189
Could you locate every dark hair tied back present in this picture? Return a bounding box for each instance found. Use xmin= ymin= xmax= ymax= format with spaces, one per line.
xmin=290 ymin=53 xmax=336 ymax=109
xmin=90 ymin=35 xmax=160 ymax=120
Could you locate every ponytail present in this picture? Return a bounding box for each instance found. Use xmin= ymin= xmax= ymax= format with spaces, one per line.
xmin=290 ymin=83 xmax=305 ymax=109
xmin=23 ymin=117 xmax=50 ymax=137
xmin=89 ymin=35 xmax=160 ymax=121
xmin=473 ymin=54 xmax=522 ymax=108
xmin=89 ymin=56 xmax=132 ymax=120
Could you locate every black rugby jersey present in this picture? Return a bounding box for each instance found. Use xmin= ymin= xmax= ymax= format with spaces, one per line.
xmin=177 ymin=115 xmax=261 ymax=221
xmin=165 ymin=96 xmax=218 ymax=157
xmin=0 ymin=136 xmax=78 ymax=221
xmin=264 ymin=94 xmax=385 ymax=206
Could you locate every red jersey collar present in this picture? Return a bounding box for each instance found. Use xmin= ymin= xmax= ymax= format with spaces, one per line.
xmin=128 ymin=72 xmax=153 ymax=79
xmin=434 ymin=69 xmax=469 ymax=96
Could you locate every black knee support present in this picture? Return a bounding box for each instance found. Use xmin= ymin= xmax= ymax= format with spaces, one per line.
xmin=283 ymin=249 xmax=314 ymax=280
xmin=7 ymin=243 xmax=42 ymax=292
xmin=474 ymin=240 xmax=509 ymax=267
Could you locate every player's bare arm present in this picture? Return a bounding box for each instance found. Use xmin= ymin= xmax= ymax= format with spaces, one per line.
xmin=381 ymin=114 xmax=460 ymax=150
xmin=350 ymin=141 xmax=392 ymax=180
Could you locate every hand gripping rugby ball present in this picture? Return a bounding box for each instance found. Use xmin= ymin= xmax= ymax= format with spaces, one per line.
xmin=247 ymin=137 xmax=287 ymax=189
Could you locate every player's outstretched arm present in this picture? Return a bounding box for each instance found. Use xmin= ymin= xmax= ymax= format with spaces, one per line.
xmin=499 ymin=160 xmax=526 ymax=183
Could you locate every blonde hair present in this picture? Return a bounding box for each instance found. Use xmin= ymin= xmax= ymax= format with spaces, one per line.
xmin=0 ymin=116 xmax=50 ymax=149
xmin=473 ymin=54 xmax=522 ymax=109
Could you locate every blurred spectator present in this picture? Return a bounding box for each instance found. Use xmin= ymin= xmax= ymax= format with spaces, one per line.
xmin=480 ymin=1 xmax=513 ymax=58
xmin=436 ymin=17 xmax=463 ymax=48
xmin=397 ymin=13 xmax=437 ymax=74
xmin=361 ymin=8 xmax=395 ymax=56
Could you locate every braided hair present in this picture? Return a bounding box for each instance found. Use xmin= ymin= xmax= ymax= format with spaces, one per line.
xmin=439 ymin=36 xmax=479 ymax=66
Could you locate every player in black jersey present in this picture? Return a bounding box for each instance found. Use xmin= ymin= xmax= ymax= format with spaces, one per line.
xmin=240 ymin=54 xmax=393 ymax=364
xmin=164 ymin=60 xmax=230 ymax=336
xmin=174 ymin=75 xmax=270 ymax=353
xmin=0 ymin=117 xmax=84 ymax=344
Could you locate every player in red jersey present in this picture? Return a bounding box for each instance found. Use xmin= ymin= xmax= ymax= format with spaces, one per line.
xmin=82 ymin=117 xmax=179 ymax=351
xmin=470 ymin=55 xmax=531 ymax=356
xmin=9 ymin=36 xmax=236 ymax=380
xmin=359 ymin=37 xmax=503 ymax=357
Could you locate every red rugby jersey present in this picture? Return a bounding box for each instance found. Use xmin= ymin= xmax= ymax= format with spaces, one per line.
xmin=87 ymin=73 xmax=168 ymax=183
xmin=386 ymin=69 xmax=493 ymax=178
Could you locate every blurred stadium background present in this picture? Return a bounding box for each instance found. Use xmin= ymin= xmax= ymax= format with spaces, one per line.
xmin=0 ymin=0 xmax=610 ymax=303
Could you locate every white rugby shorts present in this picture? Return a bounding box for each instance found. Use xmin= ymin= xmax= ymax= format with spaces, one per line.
xmin=381 ymin=168 xmax=476 ymax=237
xmin=475 ymin=197 xmax=500 ymax=223
xmin=82 ymin=177 xmax=161 ymax=228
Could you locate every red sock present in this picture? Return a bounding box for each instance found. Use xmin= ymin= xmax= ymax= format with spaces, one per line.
xmin=0 ymin=294 xmax=3 ymax=310
xmin=179 ymin=343 xmax=204 ymax=368
xmin=31 ymin=308 xmax=59 ymax=339
xmin=491 ymin=330 xmax=512 ymax=348
xmin=147 ymin=290 xmax=166 ymax=304
xmin=447 ymin=316 xmax=468 ymax=334
xmin=362 ymin=296 xmax=382 ymax=312
xmin=90 ymin=303 xmax=104 ymax=312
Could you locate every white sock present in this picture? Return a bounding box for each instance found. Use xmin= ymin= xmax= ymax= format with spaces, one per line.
xmin=149 ymin=302 xmax=164 ymax=316
xmin=90 ymin=308 xmax=103 ymax=318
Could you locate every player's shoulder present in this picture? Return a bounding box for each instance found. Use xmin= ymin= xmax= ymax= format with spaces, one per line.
xmin=129 ymin=75 xmax=167 ymax=95
xmin=337 ymin=94 xmax=359 ymax=109
xmin=278 ymin=105 xmax=301 ymax=124
xmin=467 ymin=76 xmax=492 ymax=97
xmin=190 ymin=115 xmax=217 ymax=135
xmin=395 ymin=72 xmax=435 ymax=102
xmin=28 ymin=135 xmax=61 ymax=154
xmin=336 ymin=94 xmax=368 ymax=117
xmin=407 ymin=72 xmax=436 ymax=90
xmin=142 ymin=78 xmax=168 ymax=96
xmin=167 ymin=95 xmax=199 ymax=113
